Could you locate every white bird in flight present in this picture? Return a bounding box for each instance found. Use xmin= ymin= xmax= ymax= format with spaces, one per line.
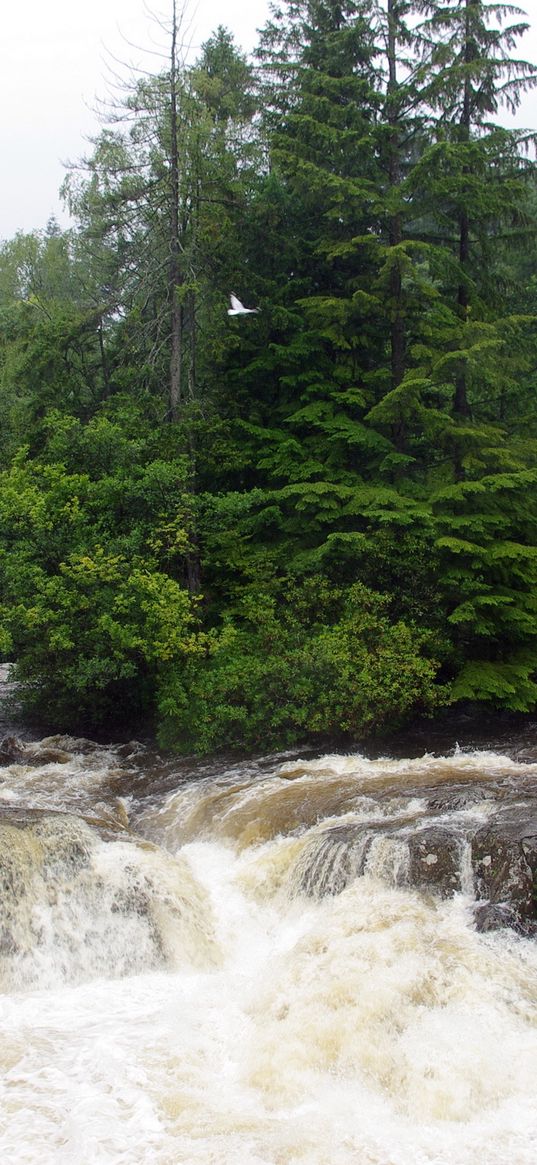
xmin=228 ymin=292 xmax=259 ymax=316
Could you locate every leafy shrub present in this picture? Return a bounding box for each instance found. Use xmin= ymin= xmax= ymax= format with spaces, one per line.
xmin=157 ymin=580 xmax=444 ymax=753
xmin=3 ymin=549 xmax=202 ymax=728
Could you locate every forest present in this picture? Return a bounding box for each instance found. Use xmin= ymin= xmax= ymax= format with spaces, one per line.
xmin=1 ymin=0 xmax=537 ymax=753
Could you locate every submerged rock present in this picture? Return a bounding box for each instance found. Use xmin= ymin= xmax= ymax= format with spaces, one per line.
xmin=290 ymin=823 xmax=374 ymax=898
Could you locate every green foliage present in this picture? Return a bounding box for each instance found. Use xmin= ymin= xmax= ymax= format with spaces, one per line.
xmin=450 ymin=657 xmax=537 ymax=711
xmin=2 ymin=1 xmax=537 ymax=748
xmin=157 ymin=580 xmax=442 ymax=752
xmin=3 ymin=549 xmax=201 ymax=727
xmin=0 ymin=407 xmax=201 ymax=728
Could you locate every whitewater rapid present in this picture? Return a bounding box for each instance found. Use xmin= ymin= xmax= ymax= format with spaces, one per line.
xmin=0 ymin=731 xmax=536 ymax=1163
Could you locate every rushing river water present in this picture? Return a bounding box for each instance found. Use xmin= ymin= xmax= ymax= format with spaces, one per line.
xmin=0 ymin=667 xmax=536 ymax=1164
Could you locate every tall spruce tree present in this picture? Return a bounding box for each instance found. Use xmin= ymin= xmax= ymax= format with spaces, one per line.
xmin=245 ymin=5 xmax=441 ymax=549
xmin=254 ymin=1 xmax=387 ymax=484
xmin=418 ymin=0 xmax=537 ymax=419
xmin=406 ymin=1 xmax=537 ymax=705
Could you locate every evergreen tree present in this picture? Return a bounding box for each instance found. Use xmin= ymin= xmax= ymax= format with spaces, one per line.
xmin=63 ymin=15 xmax=259 ymax=420
xmin=0 ymin=222 xmax=111 ymax=461
xmin=419 ymin=0 xmax=537 ymax=419
xmin=401 ymin=1 xmax=537 ymax=707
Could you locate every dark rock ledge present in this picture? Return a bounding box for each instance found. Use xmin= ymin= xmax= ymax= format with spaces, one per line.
xmin=295 ymin=794 xmax=537 ymax=937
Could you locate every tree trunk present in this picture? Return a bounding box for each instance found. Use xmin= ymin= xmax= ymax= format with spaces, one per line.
xmin=98 ymin=319 xmax=111 ymax=398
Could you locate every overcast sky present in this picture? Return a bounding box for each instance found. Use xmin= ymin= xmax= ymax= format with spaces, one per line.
xmin=2 ymin=0 xmax=537 ymax=241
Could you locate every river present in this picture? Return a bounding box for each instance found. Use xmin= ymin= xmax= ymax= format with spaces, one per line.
xmin=0 ymin=665 xmax=536 ymax=1164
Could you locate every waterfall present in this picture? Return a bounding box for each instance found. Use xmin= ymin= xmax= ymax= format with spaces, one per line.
xmin=0 ymin=734 xmax=536 ymax=1163
xmin=0 ymin=812 xmax=219 ymax=991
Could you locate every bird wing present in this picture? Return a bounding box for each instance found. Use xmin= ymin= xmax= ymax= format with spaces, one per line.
xmin=230 ymin=293 xmax=244 ymax=311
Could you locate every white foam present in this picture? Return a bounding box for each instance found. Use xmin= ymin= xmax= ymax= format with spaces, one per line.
xmin=1 ymin=835 xmax=536 ymax=1164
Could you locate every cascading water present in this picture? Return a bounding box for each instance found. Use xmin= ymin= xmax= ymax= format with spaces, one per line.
xmin=0 ymin=697 xmax=536 ymax=1163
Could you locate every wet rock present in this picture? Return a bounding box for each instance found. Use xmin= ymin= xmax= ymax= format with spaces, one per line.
xmin=473 ymin=902 xmax=536 ymax=936
xmin=426 ymin=784 xmax=494 ymax=813
xmin=0 ymin=736 xmax=26 ymax=764
xmin=115 ymin=741 xmax=146 ymax=759
xmin=27 ymin=745 xmax=72 ymax=765
xmin=472 ymin=816 xmax=537 ymax=933
xmin=0 ymin=737 xmax=72 ymax=766
xmin=405 ymin=827 xmax=465 ymax=897
xmin=294 ymin=810 xmax=537 ymax=938
xmin=294 ymin=822 xmax=467 ymax=900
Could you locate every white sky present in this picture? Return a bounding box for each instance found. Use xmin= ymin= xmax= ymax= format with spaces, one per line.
xmin=1 ymin=0 xmax=271 ymax=240
xmin=2 ymin=0 xmax=537 ymax=241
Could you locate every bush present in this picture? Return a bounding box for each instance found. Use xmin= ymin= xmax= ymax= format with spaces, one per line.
xmin=157 ymin=580 xmax=444 ymax=753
